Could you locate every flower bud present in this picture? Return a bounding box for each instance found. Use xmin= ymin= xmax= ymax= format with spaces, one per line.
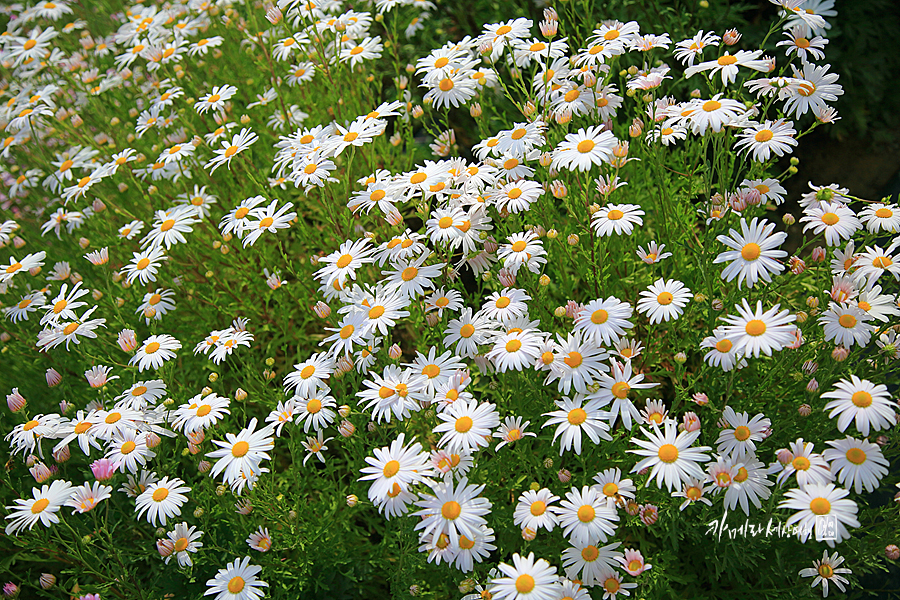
xmin=521 ymin=527 xmax=537 ymax=541
xmin=557 ymin=469 xmax=571 ymax=483
xmin=806 ymin=378 xmax=819 ymax=393
xmin=118 ymin=329 xmax=138 ymax=351
xmin=806 ymin=296 xmax=820 ymax=309
xmin=782 ymin=213 xmax=796 ymax=226
xmin=567 ymin=233 xmax=579 ymax=246
xmin=549 ymin=180 xmax=567 ymax=199
xmin=388 ymin=343 xmax=402 ymax=360
xmin=39 ymin=574 xmax=55 ymax=589
xmin=795 ymin=310 xmax=808 ymax=323
xmin=831 ymin=346 xmax=849 ymax=362
xmin=626 ymin=500 xmax=640 ymax=516
xmin=811 ymin=246 xmax=826 ymax=263
xmin=53 ymin=444 xmax=70 ymax=462
xmin=265 ymin=6 xmax=282 ymax=24
xmin=7 ymin=388 xmax=26 ymax=412
xmin=346 ymin=494 xmax=358 ymax=507
xmin=775 ymin=448 xmax=793 ymax=465
xmin=208 ymin=372 xmax=219 ymax=383
xmin=90 ymin=458 xmax=116 ymax=482
xmin=802 ymin=360 xmax=818 ymax=375
xmin=313 ymin=301 xmax=331 ymax=318
xmin=674 ymin=352 xmax=687 ymax=364
xmin=886 ymin=545 xmax=900 ymax=560
xmin=157 ymin=539 xmax=175 ymax=558
xmin=798 ymin=404 xmax=811 ymax=416
xmin=723 ymin=28 xmax=741 ymax=45
xmin=539 ymin=274 xmax=551 ymax=287
xmin=639 ymin=504 xmax=658 ymax=525
xmin=692 ymin=393 xmax=709 ymax=406
xmin=498 ymin=268 xmax=516 ymax=287
xmin=30 ymin=462 xmax=52 ymax=483
xmin=469 ymin=103 xmax=482 ymax=118
xmin=45 ymin=368 xmax=62 ymax=387
xmin=338 ymin=420 xmax=355 ymax=437
xmin=682 ymin=411 xmax=700 ymax=432
xmin=425 ymin=312 xmax=441 ymax=327
xmin=790 ymin=256 xmax=806 ymax=275
xmin=235 ymin=388 xmax=248 ymax=401
xmin=538 ymin=152 xmax=552 ymax=167
xmin=629 ymin=118 xmax=644 ymax=137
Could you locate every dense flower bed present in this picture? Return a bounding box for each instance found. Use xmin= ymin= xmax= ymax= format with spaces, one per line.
xmin=0 ymin=0 xmax=898 ymax=598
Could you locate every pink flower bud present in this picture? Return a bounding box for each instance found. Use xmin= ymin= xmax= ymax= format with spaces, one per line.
xmin=557 ymin=469 xmax=571 ymax=483
xmin=53 ymin=445 xmax=70 ymax=463
xmin=90 ymin=458 xmax=116 ymax=482
xmin=12 ymin=237 xmax=25 ymax=249
xmin=876 ymin=435 xmax=888 ymax=447
xmin=806 ymin=378 xmax=819 ymax=393
xmin=543 ymin=7 xmax=558 ymax=21
xmin=198 ymin=460 xmax=211 ymax=473
xmin=338 ymin=420 xmax=355 ymax=437
xmin=692 ymin=393 xmax=709 ymax=406
xmin=682 ymin=411 xmax=700 ymax=432
xmin=39 ymin=574 xmax=56 ymax=589
xmin=539 ymin=20 xmax=558 ymax=37
xmin=313 ymin=301 xmax=331 ymax=318
xmin=469 ymin=103 xmax=482 ymax=118
xmin=521 ymin=527 xmax=537 ymax=541
xmin=626 ymin=500 xmax=640 ymax=516
xmin=639 ymin=504 xmax=658 ymax=526
xmin=802 ymin=360 xmax=818 ymax=375
xmin=338 ymin=405 xmax=351 ymax=418
xmin=117 ymin=329 xmax=137 ymax=351
xmin=798 ymin=404 xmax=811 ymax=416
xmin=28 ymin=266 xmax=41 ymax=276
xmin=777 ymin=448 xmax=794 ymax=465
xmin=831 ymin=346 xmax=849 ymax=362
xmin=549 ymin=180 xmax=567 ymax=199
xmin=157 ymin=539 xmax=175 ymax=558
xmin=425 ymin=312 xmax=441 ymax=327
xmin=782 ymin=213 xmax=796 ymax=226
xmin=539 ymin=152 xmax=552 ymax=167
xmin=45 ymin=368 xmax=62 ymax=387
xmin=387 ymin=343 xmax=402 ymax=360
xmin=265 ymin=6 xmax=282 ymax=24
xmin=385 ymin=206 xmax=404 ymax=226
xmin=723 ymin=29 xmax=741 ymax=45
xmin=498 ymin=268 xmax=516 ymax=287
xmin=789 ymin=256 xmax=806 ymax=275
xmin=30 ymin=462 xmax=52 ymax=483
xmin=811 ymin=247 xmax=826 ymax=262
xmin=6 ymin=388 xmax=26 ymax=412
xmin=886 ymin=545 xmax=900 ymax=560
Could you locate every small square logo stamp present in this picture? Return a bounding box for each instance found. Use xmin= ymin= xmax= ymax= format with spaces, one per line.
xmin=815 ymin=515 xmax=837 ymax=541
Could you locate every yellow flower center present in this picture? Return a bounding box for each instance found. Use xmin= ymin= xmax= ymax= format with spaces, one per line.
xmin=741 ymin=242 xmax=762 ymax=261
xmin=658 ymin=443 xmax=679 ymax=463
xmin=31 ymin=498 xmax=50 ymax=513
xmin=455 ymin=416 xmax=473 ymax=433
xmin=530 ymin=500 xmax=546 ymax=516
xmin=564 ymin=88 xmax=581 ymax=103
xmin=144 ymin=342 xmax=161 ymax=354
xmin=232 ymin=441 xmax=250 ymax=457
xmin=715 ymin=339 xmax=733 ymax=353
xmin=734 ymin=426 xmax=751 ymax=441
xmin=851 ymin=391 xmax=872 ymax=407
xmin=505 ymin=339 xmax=522 ymax=353
xmin=745 ymin=320 xmax=766 ymax=336
xmin=607 ymin=209 xmax=624 ymax=220
xmin=809 ymin=497 xmax=831 ymax=515
xmin=442 ymin=500 xmax=461 ymax=519
xmin=339 ymin=324 xmax=355 ymax=339
xmin=228 ymin=576 xmax=245 ymax=593
xmin=657 ymin=292 xmax=674 ymax=305
xmin=602 ymin=482 xmax=618 ymax=497
xmin=821 ymin=212 xmax=839 ymax=226
xmin=121 ymin=441 xmax=137 ymax=454
xmin=702 ymin=100 xmax=722 ymax=112
xmin=875 ymin=208 xmax=893 ymax=218
xmin=383 ymin=460 xmax=400 ymax=477
xmin=717 ymin=55 xmax=738 ymax=65
xmin=577 ymin=505 xmax=595 ymax=522
xmin=567 ymin=408 xmax=587 ymax=425
xmin=152 ymin=487 xmax=169 ymax=502
xmin=838 ymin=314 xmax=856 ymax=328
xmin=197 ymin=405 xmax=211 ymax=417
xmin=577 ymin=139 xmax=595 ymax=153
xmin=496 ymin=25 xmax=512 ymax=35
xmin=582 ymin=545 xmax=600 ymax=561
xmin=845 ymin=447 xmax=866 ymax=465
xmin=792 ymin=456 xmax=810 ymax=471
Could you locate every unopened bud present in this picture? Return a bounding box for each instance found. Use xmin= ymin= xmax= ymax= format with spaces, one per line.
xmin=831 ymin=346 xmax=849 ymax=362
xmin=389 ymin=343 xmax=402 ymax=359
